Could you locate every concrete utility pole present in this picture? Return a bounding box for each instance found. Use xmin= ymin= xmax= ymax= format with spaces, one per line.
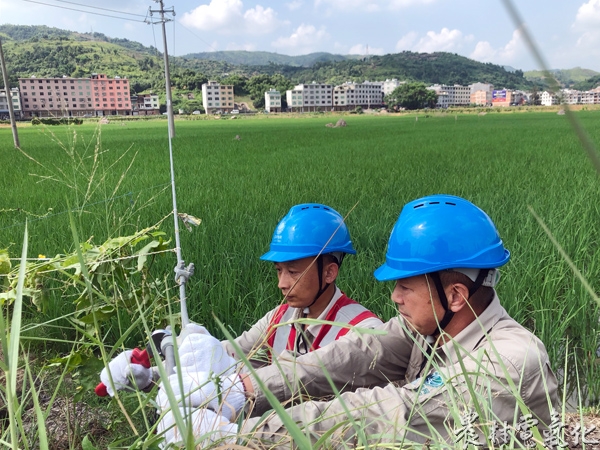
xmin=0 ymin=38 xmax=20 ymax=148
xmin=148 ymin=0 xmax=176 ymax=138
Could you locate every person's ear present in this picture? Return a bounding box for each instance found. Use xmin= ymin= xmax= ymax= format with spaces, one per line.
xmin=323 ymin=262 xmax=339 ymax=284
xmin=446 ymin=283 xmax=470 ymax=313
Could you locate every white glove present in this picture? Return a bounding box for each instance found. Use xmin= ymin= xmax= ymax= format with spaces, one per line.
xmin=157 ymin=406 xmax=237 ymax=448
xmin=177 ymin=333 xmax=237 ymax=376
xmin=95 ymin=348 xmax=153 ymax=397
xmin=156 ymin=371 xmax=246 ymax=421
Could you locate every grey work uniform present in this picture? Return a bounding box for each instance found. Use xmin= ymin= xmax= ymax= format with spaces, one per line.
xmin=239 ymin=294 xmax=559 ymax=448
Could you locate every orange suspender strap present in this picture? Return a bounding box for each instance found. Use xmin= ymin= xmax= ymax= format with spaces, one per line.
xmin=311 ymin=294 xmax=357 ymax=350
xmin=335 ymin=310 xmax=380 ymax=339
xmin=266 ymin=304 xmax=289 ymax=363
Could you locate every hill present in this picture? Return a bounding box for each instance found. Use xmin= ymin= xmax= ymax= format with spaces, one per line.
xmin=524 ymin=67 xmax=599 ymax=87
xmin=179 ymin=50 xmax=355 ymax=67
xmin=235 ymin=52 xmax=533 ymax=89
xmin=1 ymin=24 xmax=533 ymax=95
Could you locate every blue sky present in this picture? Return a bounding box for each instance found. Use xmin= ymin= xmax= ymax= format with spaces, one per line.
xmin=2 ymin=0 xmax=600 ymax=72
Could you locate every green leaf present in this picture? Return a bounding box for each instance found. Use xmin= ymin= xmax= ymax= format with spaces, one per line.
xmin=81 ymin=435 xmax=98 ymax=450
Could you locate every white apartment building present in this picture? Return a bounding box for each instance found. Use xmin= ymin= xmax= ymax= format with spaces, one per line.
xmin=285 ymin=82 xmax=332 ymax=112
xmin=469 ymin=83 xmax=494 ymax=94
xmin=383 ymin=79 xmax=404 ymax=96
xmin=560 ymin=89 xmax=580 ymax=105
xmin=541 ymin=91 xmax=559 ymax=106
xmin=581 ymin=89 xmax=600 ymax=104
xmin=428 ymin=84 xmax=471 ymax=107
xmin=265 ymin=88 xmax=281 ymax=113
xmin=333 ymin=81 xmax=384 ymax=111
xmin=0 ymin=88 xmax=21 ymax=119
xmin=202 ymin=81 xmax=235 ymax=114
xmin=132 ymin=93 xmax=160 ymax=115
xmin=286 ymin=88 xmax=303 ymax=111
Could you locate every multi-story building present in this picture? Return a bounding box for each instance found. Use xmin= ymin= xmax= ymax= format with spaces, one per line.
xmin=286 ymin=87 xmax=303 ymax=111
xmin=265 ymin=89 xmax=281 ymax=113
xmin=560 ymin=89 xmax=581 ymax=105
xmin=333 ymin=81 xmax=384 ymax=111
xmin=581 ymin=89 xmax=600 ymax=104
xmin=0 ymin=88 xmax=21 ymax=119
xmin=131 ymin=93 xmax=160 ymax=115
xmin=285 ymin=82 xmax=332 ymax=112
xmin=90 ymin=74 xmax=132 ymax=116
xmin=18 ymin=74 xmax=131 ymax=118
xmin=470 ymin=83 xmax=494 ymax=106
xmin=382 ymin=79 xmax=404 ymax=96
xmin=471 ymin=90 xmax=492 ymax=106
xmin=541 ymin=91 xmax=559 ymax=106
xmin=428 ymin=84 xmax=471 ymax=107
xmin=201 ymin=81 xmax=234 ymax=114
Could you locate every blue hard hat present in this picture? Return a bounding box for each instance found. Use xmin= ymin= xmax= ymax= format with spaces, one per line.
xmin=260 ymin=203 xmax=356 ymax=263
xmin=374 ymin=194 xmax=510 ymax=281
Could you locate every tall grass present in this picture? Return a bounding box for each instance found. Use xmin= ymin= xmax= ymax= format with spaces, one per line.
xmin=0 ymin=111 xmax=599 ymax=446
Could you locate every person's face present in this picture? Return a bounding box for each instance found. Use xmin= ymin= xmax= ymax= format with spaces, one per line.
xmin=274 ymin=257 xmax=321 ymax=309
xmin=391 ymin=274 xmax=446 ymax=336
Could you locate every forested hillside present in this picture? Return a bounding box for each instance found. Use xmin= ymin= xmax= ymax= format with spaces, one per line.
xmin=180 ymin=50 xmax=353 ymax=67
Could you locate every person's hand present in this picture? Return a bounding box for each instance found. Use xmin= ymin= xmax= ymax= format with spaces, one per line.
xmin=157 ymin=406 xmax=237 ymax=448
xmin=95 ymin=348 xmax=153 ymax=397
xmin=177 ymin=332 xmax=237 ymax=376
xmin=156 ymin=371 xmax=246 ymax=421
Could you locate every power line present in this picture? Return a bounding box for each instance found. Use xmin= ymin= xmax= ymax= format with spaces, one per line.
xmin=20 ymin=0 xmax=147 ymax=22
xmin=37 ymin=0 xmax=147 ymax=17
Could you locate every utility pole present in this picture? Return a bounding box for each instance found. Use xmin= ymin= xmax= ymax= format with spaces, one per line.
xmin=0 ymin=38 xmax=20 ymax=148
xmin=148 ymin=0 xmax=175 ymax=138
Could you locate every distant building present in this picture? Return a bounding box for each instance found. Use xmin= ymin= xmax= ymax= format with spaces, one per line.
xmin=382 ymin=79 xmax=404 ymax=96
xmin=90 ymin=74 xmax=132 ymax=116
xmin=18 ymin=74 xmax=131 ymax=118
xmin=428 ymin=84 xmax=470 ymax=107
xmin=201 ymin=81 xmax=234 ymax=114
xmin=285 ymin=82 xmax=332 ymax=112
xmin=0 ymin=88 xmax=22 ymax=119
xmin=131 ymin=93 xmax=160 ymax=115
xmin=581 ymin=88 xmax=600 ymax=104
xmin=471 ymin=90 xmax=492 ymax=106
xmin=265 ymin=88 xmax=281 ymax=113
xmin=541 ymin=91 xmax=559 ymax=106
xmin=333 ymin=81 xmax=384 ymax=111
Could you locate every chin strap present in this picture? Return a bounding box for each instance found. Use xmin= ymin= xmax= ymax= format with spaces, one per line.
xmin=429 ymin=269 xmax=490 ymax=333
xmin=297 ymin=255 xmax=334 ymax=354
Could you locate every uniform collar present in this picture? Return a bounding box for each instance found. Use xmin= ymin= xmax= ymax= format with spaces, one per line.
xmin=438 ymin=292 xmax=506 ymax=363
xmin=292 ymin=286 xmax=342 ymax=336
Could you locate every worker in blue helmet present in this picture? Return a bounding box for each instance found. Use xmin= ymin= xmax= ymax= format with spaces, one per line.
xmin=222 ymin=203 xmax=382 ymax=364
xmin=163 ymin=195 xmax=558 ymax=449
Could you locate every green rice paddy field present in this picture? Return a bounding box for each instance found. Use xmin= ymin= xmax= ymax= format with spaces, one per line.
xmin=1 ymin=111 xmax=600 ymax=401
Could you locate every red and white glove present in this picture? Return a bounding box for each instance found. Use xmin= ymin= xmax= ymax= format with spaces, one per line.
xmin=156 ymin=371 xmax=246 ymax=421
xmin=95 ymin=348 xmax=153 ymax=397
xmin=157 ymin=406 xmax=237 ymax=448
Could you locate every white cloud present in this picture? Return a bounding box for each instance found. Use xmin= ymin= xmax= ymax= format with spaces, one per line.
xmin=572 ymin=1 xmax=600 ymax=53
xmin=271 ymin=24 xmax=329 ymax=55
xmin=574 ymin=0 xmax=600 ymax=29
xmin=314 ymin=0 xmax=434 ymax=11
xmin=180 ymin=0 xmax=281 ymax=35
xmin=349 ymin=44 xmax=384 ymax=55
xmin=225 ymin=41 xmax=257 ymax=51
xmin=286 ymin=0 xmax=304 ymax=10
xmin=395 ymin=31 xmax=418 ymax=51
xmin=470 ymin=29 xmax=524 ymax=64
xmin=395 ymin=28 xmax=472 ymax=53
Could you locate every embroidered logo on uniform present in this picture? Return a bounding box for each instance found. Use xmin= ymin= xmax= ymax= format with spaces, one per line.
xmin=408 ymin=371 xmax=445 ymax=396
